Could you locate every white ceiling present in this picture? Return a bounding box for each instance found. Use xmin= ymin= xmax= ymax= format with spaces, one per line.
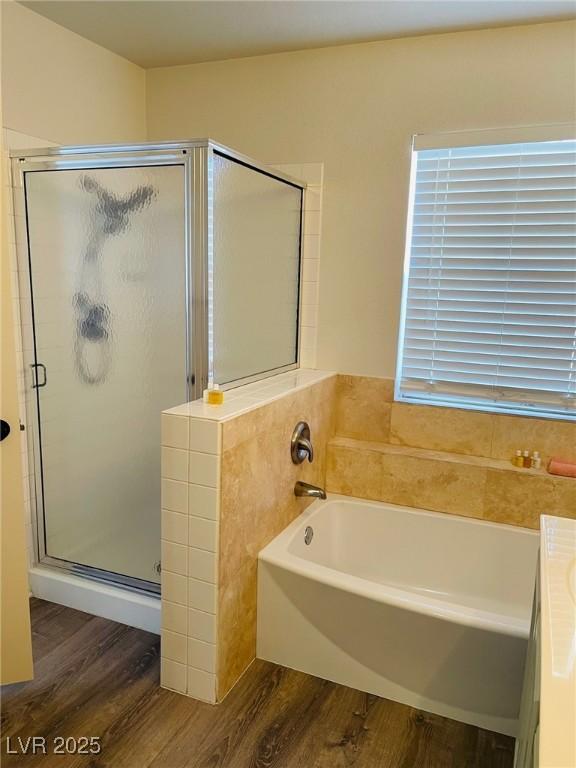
xmin=20 ymin=0 xmax=576 ymax=69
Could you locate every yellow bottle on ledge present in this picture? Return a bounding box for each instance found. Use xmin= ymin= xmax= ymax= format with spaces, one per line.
xmin=204 ymin=382 xmax=224 ymax=405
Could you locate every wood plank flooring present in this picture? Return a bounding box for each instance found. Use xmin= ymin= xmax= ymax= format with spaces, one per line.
xmin=1 ymin=598 xmax=515 ymax=768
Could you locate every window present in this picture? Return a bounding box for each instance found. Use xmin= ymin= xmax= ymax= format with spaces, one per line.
xmin=396 ymin=132 xmax=576 ymax=420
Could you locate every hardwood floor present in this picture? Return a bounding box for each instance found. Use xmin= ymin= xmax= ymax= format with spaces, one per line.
xmin=1 ymin=598 xmax=515 ymax=767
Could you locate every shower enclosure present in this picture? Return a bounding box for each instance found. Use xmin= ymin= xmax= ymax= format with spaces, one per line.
xmin=11 ymin=140 xmax=304 ymax=597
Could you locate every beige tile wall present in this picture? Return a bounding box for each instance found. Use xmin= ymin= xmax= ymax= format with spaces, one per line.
xmin=217 ymin=374 xmax=336 ymax=698
xmin=328 ymin=375 xmax=576 ymax=529
xmin=160 ymin=412 xmax=221 ymax=701
xmin=160 ymin=369 xmax=337 ymax=702
xmin=161 ymin=369 xmax=574 ymax=703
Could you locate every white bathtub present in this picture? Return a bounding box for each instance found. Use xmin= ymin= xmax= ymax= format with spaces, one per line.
xmin=257 ymin=495 xmax=539 ymax=736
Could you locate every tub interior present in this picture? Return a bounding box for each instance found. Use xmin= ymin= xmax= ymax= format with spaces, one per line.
xmin=286 ymin=499 xmax=539 ymax=621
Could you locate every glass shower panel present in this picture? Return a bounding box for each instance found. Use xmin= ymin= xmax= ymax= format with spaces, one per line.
xmin=211 ymin=154 xmax=302 ymax=384
xmin=25 ymin=164 xmax=186 ymax=585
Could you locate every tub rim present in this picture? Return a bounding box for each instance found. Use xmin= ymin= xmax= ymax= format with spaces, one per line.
xmin=258 ymin=494 xmax=538 ymax=639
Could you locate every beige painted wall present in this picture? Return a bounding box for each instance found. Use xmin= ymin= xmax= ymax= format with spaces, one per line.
xmin=1 ymin=174 xmax=33 ymax=685
xmin=1 ymin=1 xmax=146 ymax=144
xmin=147 ymin=21 xmax=576 ymax=378
xmin=0 ymin=42 xmax=33 ymax=680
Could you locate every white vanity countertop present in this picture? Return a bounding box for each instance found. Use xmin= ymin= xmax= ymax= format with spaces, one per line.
xmin=539 ymin=515 xmax=576 ymax=768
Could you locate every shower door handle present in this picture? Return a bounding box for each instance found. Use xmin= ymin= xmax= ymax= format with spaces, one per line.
xmin=31 ymin=363 xmax=47 ymax=389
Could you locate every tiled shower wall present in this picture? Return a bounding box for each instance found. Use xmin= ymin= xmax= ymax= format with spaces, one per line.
xmin=159 ymin=370 xmax=336 ymax=701
xmin=273 ymin=163 xmax=323 ymax=369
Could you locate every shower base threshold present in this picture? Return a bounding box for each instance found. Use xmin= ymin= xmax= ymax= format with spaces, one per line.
xmin=29 ymin=566 xmax=160 ymax=634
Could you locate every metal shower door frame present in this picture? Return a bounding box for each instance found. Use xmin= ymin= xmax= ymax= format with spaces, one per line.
xmin=11 ymin=143 xmax=206 ymax=594
xmin=10 ymin=138 xmax=306 ymax=594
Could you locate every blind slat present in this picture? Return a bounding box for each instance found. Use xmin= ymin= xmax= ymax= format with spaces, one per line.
xmin=415 ymin=192 xmax=576 ymax=203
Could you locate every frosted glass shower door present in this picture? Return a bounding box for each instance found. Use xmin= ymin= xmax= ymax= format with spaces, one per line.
xmin=24 ymin=164 xmax=187 ymax=585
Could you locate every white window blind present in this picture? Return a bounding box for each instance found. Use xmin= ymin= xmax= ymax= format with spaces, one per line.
xmin=397 ymin=138 xmax=576 ymax=420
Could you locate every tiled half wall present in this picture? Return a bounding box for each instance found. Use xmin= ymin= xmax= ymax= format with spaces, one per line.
xmin=160 ymin=369 xmax=337 ymax=701
xmin=160 ymin=369 xmax=574 ymax=703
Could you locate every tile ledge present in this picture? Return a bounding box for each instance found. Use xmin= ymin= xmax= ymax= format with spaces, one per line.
xmin=329 ymin=436 xmax=570 ymax=478
xmin=164 ymin=369 xmax=336 ymax=422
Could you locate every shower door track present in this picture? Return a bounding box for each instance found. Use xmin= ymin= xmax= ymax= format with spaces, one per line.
xmin=12 ymin=145 xmax=205 ymax=596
